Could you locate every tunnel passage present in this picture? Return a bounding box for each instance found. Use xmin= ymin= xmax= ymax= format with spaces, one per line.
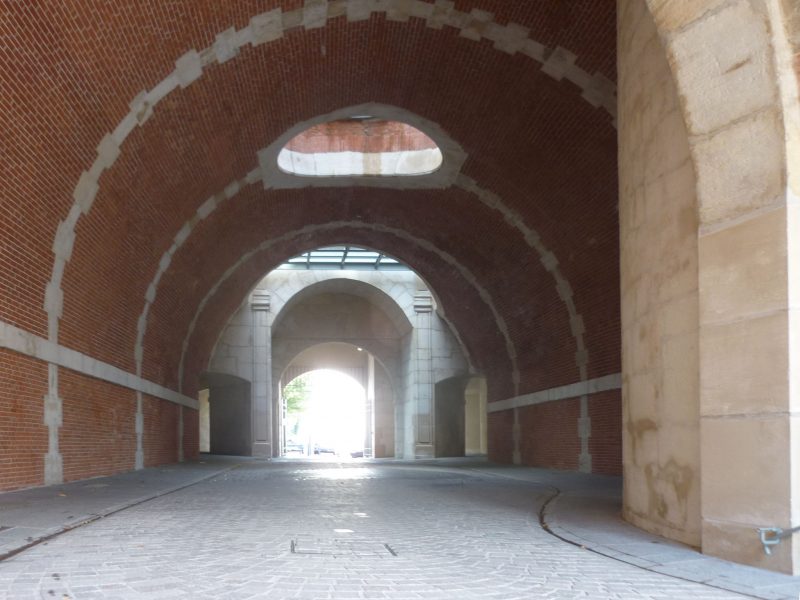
xmin=4 ymin=0 xmax=798 ymax=575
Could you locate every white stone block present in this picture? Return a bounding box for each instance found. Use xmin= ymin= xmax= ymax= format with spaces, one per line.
xmin=43 ymin=394 xmax=62 ymax=427
xmin=668 ymin=0 xmax=776 ymax=135
xmin=327 ymin=1 xmax=347 ymax=19
xmin=426 ymin=0 xmax=454 ymax=29
xmin=410 ymin=0 xmax=433 ymax=19
xmin=575 ymin=348 xmax=589 ymax=367
xmin=129 ymin=91 xmax=153 ymax=125
xmin=459 ymin=9 xmax=492 ymax=41
xmin=113 ymin=112 xmax=138 ymax=145
xmin=196 ymin=195 xmax=217 ymax=219
xmin=582 ymin=72 xmax=616 ymax=109
xmin=213 ymin=27 xmax=240 ymax=63
xmin=44 ymin=281 xmax=63 ymax=318
xmin=694 ymin=108 xmax=783 ymax=225
xmin=44 ymin=453 xmax=63 ymax=485
xmin=73 ymin=170 xmax=99 ymax=214
xmin=555 ymin=277 xmax=573 ymax=301
xmin=224 ymin=180 xmax=241 ymax=199
xmin=96 ymin=134 xmax=120 ymax=170
xmin=303 ymin=0 xmax=328 ymax=29
xmin=245 ymin=168 xmax=261 ymax=185
xmin=282 ymin=9 xmax=303 ymax=30
xmin=251 ymin=9 xmax=284 ymax=45
xmin=175 ymin=50 xmax=203 ymax=88
xmin=146 ymin=74 xmax=178 ymax=106
xmin=387 ymin=0 xmax=413 ymax=22
xmin=540 ymin=251 xmax=558 ymax=271
xmin=174 ymin=222 xmax=192 ymax=245
xmin=562 ymin=63 xmax=590 ymax=91
xmin=541 ymin=46 xmax=577 ymax=81
xmin=158 ymin=252 xmax=172 ymax=273
xmin=570 ymin=315 xmax=585 ymax=338
xmin=52 ymin=220 xmax=76 ymax=261
xmin=145 ymin=283 xmax=156 ymax=303
xmin=491 ymin=22 xmax=529 ymax=55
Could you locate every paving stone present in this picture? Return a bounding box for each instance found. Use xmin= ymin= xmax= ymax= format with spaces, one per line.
xmin=0 ymin=460 xmax=753 ymax=599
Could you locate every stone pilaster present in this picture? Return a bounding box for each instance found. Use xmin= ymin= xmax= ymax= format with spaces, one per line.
xmin=413 ymin=291 xmax=434 ymax=458
xmin=250 ymin=291 xmax=272 ymax=457
xmin=43 ymin=362 xmax=63 ymax=484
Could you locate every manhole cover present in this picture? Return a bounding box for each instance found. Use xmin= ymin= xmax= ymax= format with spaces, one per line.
xmin=291 ymin=535 xmax=397 ymax=557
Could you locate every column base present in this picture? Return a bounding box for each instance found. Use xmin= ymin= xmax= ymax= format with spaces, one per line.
xmin=414 ymin=444 xmax=434 ymax=459
xmin=252 ymin=441 xmax=271 ymax=457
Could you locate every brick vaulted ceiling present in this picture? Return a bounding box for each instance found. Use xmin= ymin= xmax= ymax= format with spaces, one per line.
xmin=0 ymin=1 xmax=618 ymax=402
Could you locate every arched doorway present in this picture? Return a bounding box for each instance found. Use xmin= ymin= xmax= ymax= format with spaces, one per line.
xmin=278 ymin=342 xmax=395 ymax=459
xmin=281 ymin=369 xmax=366 ymax=458
xmin=197 ymin=372 xmax=252 ymax=456
xmin=433 ymin=375 xmax=487 ymax=458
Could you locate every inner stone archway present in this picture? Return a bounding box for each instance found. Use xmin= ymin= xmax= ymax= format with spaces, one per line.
xmin=209 ymin=246 xmax=473 ymax=462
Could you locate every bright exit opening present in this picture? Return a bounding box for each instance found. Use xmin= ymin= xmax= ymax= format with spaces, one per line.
xmin=282 ymin=369 xmax=368 ymax=458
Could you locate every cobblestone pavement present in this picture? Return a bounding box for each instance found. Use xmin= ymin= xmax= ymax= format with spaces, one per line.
xmin=0 ymin=461 xmax=745 ymax=599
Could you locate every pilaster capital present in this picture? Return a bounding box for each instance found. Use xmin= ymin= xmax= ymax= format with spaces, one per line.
xmin=250 ymin=290 xmax=271 ymax=311
xmin=414 ymin=291 xmax=433 ymax=313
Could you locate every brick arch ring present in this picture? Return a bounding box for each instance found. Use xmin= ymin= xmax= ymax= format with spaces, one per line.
xmin=175 ymin=219 xmax=519 ymax=396
xmin=127 ymin=105 xmax=593 ymax=471
xmin=41 ymin=2 xmax=616 ymax=478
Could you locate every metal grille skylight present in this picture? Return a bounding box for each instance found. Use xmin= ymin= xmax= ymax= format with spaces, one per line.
xmin=278 ymin=246 xmax=409 ymax=271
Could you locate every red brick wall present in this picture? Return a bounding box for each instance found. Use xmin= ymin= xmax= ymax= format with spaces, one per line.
xmin=488 ymin=411 xmax=515 ymax=464
xmin=0 ymin=2 xmax=621 ymax=484
xmin=285 ymin=119 xmax=437 ymax=153
xmin=183 ymin=407 xmax=200 ymax=461
xmin=589 ymin=390 xmax=622 ymax=476
xmin=488 ymin=391 xmax=622 ymax=475
xmin=0 ymin=350 xmax=47 ymax=491
xmin=143 ymin=395 xmax=179 ymax=467
xmin=60 ymin=370 xmax=136 ymax=482
xmin=34 ymin=4 xmax=617 ymax=396
xmin=519 ymin=399 xmax=581 ymax=471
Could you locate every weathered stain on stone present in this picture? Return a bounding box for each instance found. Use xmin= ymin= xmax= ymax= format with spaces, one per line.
xmin=644 ymin=459 xmax=694 ymax=525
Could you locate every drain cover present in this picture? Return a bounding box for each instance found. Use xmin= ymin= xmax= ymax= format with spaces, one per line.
xmin=291 ymin=535 xmax=397 ymax=557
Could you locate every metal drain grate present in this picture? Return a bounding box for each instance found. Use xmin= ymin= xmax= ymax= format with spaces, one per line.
xmin=291 ymin=535 xmax=397 ymax=557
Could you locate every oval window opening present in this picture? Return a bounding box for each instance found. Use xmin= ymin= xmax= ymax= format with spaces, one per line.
xmin=277 ymin=118 xmax=443 ymax=177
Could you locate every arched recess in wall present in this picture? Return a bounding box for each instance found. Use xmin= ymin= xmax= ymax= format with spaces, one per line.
xmin=197 ymin=371 xmax=252 ymax=457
